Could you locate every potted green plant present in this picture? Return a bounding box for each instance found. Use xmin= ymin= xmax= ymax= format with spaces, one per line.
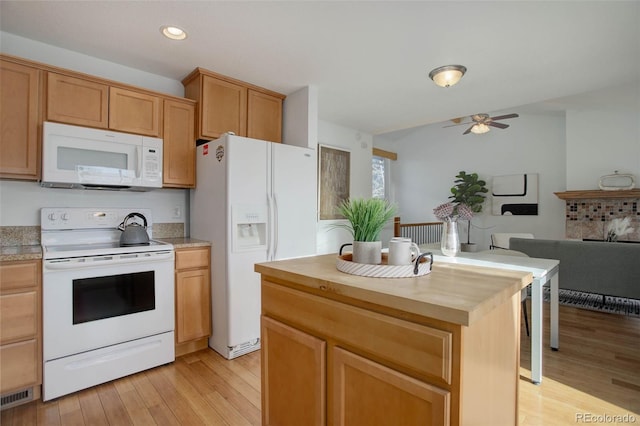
xmin=334 ymin=197 xmax=397 ymax=264
xmin=448 ymin=171 xmax=488 ymax=252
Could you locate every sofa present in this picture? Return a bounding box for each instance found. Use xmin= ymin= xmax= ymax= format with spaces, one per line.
xmin=509 ymin=238 xmax=640 ymax=300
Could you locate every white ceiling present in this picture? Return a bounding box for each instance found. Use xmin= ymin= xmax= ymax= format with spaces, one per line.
xmin=1 ymin=1 xmax=638 ymax=135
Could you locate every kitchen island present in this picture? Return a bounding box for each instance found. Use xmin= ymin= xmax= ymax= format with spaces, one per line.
xmin=255 ymin=253 xmax=532 ymax=426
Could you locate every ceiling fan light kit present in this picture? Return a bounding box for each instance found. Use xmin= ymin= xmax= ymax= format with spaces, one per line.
xmin=428 ymin=65 xmax=467 ymax=88
xmin=443 ymin=113 xmax=520 ymax=135
xmin=470 ymin=123 xmax=490 ymax=134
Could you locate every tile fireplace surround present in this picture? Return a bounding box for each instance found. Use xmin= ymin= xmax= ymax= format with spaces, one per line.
xmin=555 ymin=190 xmax=640 ymax=241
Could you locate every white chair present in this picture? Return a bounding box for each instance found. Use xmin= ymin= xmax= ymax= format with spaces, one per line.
xmin=489 ymin=232 xmax=534 ymax=336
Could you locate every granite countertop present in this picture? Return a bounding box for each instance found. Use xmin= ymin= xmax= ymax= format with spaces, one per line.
xmin=156 ymin=237 xmax=211 ymax=249
xmin=0 ymin=245 xmax=43 ymax=262
xmin=255 ymin=253 xmax=532 ymax=326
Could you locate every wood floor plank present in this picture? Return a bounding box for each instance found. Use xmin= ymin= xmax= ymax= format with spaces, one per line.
xmin=199 ymin=352 xmax=261 ymax=409
xmin=186 ymin=357 xmax=262 ymax=425
xmin=115 ymin=384 xmax=158 ymax=425
xmin=95 ymin=383 xmax=132 ymax=426
xmin=77 ymin=388 xmax=109 ymax=426
xmin=144 ymin=362 xmax=210 ymax=425
xmin=160 ymin=359 xmax=229 ymax=425
xmin=36 ymin=400 xmax=61 ymax=426
xmin=175 ymin=358 xmax=253 ymax=426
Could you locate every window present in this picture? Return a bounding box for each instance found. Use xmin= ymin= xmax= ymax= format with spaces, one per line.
xmin=372 ymin=155 xmax=387 ymax=199
xmin=372 ymin=148 xmax=397 ymax=199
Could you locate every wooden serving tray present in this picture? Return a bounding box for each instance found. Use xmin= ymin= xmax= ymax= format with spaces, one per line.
xmin=336 ymin=252 xmax=432 ymax=278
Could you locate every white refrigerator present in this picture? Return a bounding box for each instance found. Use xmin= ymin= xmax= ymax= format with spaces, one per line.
xmin=190 ymin=134 xmax=317 ymax=359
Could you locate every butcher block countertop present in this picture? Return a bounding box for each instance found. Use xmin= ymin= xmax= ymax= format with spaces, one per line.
xmin=255 ymin=253 xmax=532 ymax=326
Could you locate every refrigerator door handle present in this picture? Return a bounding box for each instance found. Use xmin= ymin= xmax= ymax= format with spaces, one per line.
xmin=272 ymin=194 xmax=279 ymax=259
xmin=267 ymin=194 xmax=274 ymax=260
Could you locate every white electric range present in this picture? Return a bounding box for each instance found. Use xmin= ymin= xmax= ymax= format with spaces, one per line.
xmin=40 ymin=207 xmax=175 ymax=401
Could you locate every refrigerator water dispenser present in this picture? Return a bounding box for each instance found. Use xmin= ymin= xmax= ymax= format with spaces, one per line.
xmin=232 ymin=204 xmax=267 ymax=252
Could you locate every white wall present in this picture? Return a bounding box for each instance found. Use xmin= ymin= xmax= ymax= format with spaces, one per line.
xmin=566 ymin=109 xmax=640 ymax=189
xmin=0 ymin=32 xmax=189 ymax=229
xmin=0 ymin=32 xmax=183 ymax=96
xmin=283 ymin=85 xmax=318 ymax=149
xmin=0 ymin=181 xmax=187 ymax=225
xmin=374 ymin=113 xmax=567 ymax=250
xmin=316 ymin=120 xmax=374 ymax=254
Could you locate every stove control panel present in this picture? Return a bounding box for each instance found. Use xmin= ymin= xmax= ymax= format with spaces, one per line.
xmin=41 ymin=208 xmax=153 ymax=230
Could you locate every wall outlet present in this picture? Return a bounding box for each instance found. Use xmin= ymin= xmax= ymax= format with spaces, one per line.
xmin=172 ymin=206 xmax=181 ymax=219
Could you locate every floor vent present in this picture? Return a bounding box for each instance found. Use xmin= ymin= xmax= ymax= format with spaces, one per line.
xmin=1 ymin=388 xmax=33 ymax=410
xmin=229 ymin=338 xmax=260 ymax=359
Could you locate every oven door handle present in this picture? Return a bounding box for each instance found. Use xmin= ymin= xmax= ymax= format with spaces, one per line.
xmin=44 ymin=251 xmax=174 ymax=270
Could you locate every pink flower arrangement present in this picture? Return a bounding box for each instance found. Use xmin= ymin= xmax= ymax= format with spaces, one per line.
xmin=433 ymin=202 xmax=473 ymax=221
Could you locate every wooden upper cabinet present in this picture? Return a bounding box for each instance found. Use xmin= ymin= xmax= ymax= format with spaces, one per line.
xmin=109 ymin=87 xmax=161 ymax=137
xmin=163 ymin=99 xmax=196 ymax=188
xmin=199 ymin=75 xmax=247 ymax=140
xmin=0 ymin=60 xmax=41 ymax=180
xmin=248 ymin=89 xmax=283 ymax=143
xmin=46 ymin=72 xmax=108 ymax=128
xmin=183 ymin=68 xmax=284 ymax=142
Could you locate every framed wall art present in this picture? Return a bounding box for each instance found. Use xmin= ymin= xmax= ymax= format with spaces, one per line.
xmin=318 ymin=145 xmax=350 ymax=220
xmin=492 ymin=173 xmax=539 ymax=215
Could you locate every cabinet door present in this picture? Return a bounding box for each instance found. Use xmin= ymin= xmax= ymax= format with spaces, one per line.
xmin=261 ymin=316 xmax=326 ymax=426
xmin=0 ymin=340 xmax=39 ymax=394
xmin=200 ymin=75 xmax=247 ymax=139
xmin=175 ymin=268 xmax=211 ymax=343
xmin=0 ymin=60 xmax=40 ymax=179
xmin=163 ymin=99 xmax=195 ymax=188
xmin=46 ymin=72 xmax=108 ymax=128
xmin=332 ymin=347 xmax=450 ymax=426
xmin=1 ymin=291 xmax=38 ymax=344
xmin=247 ymin=89 xmax=282 ymax=143
xmin=109 ymin=87 xmax=161 ymax=137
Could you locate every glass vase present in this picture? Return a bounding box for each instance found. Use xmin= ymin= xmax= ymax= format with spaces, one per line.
xmin=441 ymin=218 xmax=460 ymax=257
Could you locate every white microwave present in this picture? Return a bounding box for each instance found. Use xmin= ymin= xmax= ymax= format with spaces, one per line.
xmin=41 ymin=122 xmax=163 ymax=191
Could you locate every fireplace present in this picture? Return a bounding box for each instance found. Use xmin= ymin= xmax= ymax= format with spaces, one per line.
xmin=555 ymin=190 xmax=640 ymax=242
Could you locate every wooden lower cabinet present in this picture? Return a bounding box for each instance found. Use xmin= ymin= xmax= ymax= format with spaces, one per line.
xmin=174 ymin=246 xmax=211 ymax=356
xmin=261 ymin=278 xmax=520 ymax=426
xmin=0 ymin=259 xmax=42 ymax=404
xmin=262 ymin=316 xmax=326 ymax=426
xmin=333 ymin=347 xmax=450 ymax=426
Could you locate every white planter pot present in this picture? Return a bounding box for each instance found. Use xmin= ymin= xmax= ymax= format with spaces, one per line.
xmin=352 ymin=241 xmax=382 ymax=265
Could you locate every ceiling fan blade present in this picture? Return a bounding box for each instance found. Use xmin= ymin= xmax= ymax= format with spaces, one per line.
xmin=488 ymin=122 xmax=509 ymax=129
xmin=489 ymin=113 xmax=519 ymax=121
xmin=443 ymin=121 xmax=472 ymax=128
xmin=462 ymin=126 xmax=474 ymax=135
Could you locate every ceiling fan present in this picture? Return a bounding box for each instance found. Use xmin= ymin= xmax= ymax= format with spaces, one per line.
xmin=445 ymin=113 xmax=519 ymax=135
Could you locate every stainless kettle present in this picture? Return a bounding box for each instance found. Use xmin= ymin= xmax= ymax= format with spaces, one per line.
xmin=117 ymin=212 xmax=150 ymax=246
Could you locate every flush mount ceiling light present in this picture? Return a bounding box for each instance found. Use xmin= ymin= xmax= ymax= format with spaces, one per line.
xmin=428 ymin=65 xmax=467 ymax=88
xmin=160 ymin=25 xmax=187 ymax=40
xmin=470 ymin=123 xmax=490 ymax=134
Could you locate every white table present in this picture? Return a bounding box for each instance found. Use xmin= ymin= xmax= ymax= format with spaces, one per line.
xmin=422 ymin=247 xmax=560 ymax=385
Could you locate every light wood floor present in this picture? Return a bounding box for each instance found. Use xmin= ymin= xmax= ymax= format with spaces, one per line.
xmin=3 ymin=302 xmax=639 ymax=425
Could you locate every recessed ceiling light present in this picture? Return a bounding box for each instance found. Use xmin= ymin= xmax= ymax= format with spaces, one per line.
xmin=161 ymin=25 xmax=187 ymax=40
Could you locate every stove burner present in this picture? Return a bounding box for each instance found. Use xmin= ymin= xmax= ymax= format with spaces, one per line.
xmin=120 ymin=242 xmax=151 ymax=247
